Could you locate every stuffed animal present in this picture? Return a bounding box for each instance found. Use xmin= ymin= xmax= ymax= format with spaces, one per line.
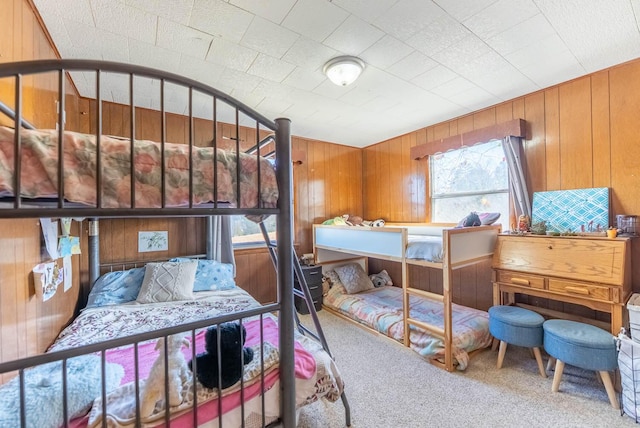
xmin=189 ymin=322 xmax=254 ymax=390
xmin=368 ymin=269 xmax=393 ymax=288
xmin=140 ymin=334 xmax=190 ymax=418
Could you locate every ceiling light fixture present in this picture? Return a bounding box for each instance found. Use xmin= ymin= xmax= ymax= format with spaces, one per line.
xmin=323 ymin=56 xmax=365 ymax=87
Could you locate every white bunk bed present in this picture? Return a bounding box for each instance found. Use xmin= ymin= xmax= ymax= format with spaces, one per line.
xmin=313 ymin=223 xmax=501 ymax=371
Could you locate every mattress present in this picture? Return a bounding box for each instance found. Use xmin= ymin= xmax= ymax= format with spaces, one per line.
xmin=45 ymin=288 xmax=343 ymax=428
xmin=324 ymin=282 xmax=491 ymax=370
xmin=406 ymin=234 xmax=443 ymax=261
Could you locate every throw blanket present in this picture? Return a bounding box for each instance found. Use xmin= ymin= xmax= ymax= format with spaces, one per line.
xmin=0 ymin=127 xmax=278 ymax=208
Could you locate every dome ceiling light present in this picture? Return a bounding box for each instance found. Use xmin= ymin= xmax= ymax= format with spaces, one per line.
xmin=323 ymin=56 xmax=365 ymax=87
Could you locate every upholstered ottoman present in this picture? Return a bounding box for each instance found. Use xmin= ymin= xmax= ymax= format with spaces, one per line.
xmin=488 ymin=305 xmax=546 ymax=377
xmin=543 ymin=319 xmax=618 ymax=408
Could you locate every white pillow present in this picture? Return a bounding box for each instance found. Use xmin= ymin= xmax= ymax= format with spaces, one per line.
xmin=334 ymin=263 xmax=374 ymax=294
xmin=136 ymin=261 xmax=197 ymax=303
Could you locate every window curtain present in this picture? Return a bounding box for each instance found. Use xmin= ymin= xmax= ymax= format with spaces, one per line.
xmin=207 ymin=215 xmax=236 ymax=276
xmin=501 ymin=136 xmax=531 ymax=219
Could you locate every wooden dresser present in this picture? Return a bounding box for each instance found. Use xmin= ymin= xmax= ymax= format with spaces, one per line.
xmin=492 ymin=234 xmax=632 ymax=334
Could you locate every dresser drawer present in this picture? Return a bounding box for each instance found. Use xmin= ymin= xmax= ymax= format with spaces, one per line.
xmin=548 ymin=279 xmax=610 ymax=301
xmin=497 ymin=271 xmax=545 ymax=289
xmin=299 ymin=265 xmax=323 ymax=285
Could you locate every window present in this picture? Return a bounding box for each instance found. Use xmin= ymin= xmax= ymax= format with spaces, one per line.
xmin=430 ymin=139 xmax=509 ymax=224
xmin=231 ymin=215 xmax=276 ymax=246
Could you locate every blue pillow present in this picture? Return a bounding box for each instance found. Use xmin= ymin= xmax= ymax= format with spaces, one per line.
xmin=0 ymin=355 xmax=124 ymax=428
xmin=170 ymin=258 xmax=236 ymax=291
xmin=86 ymin=267 xmax=146 ymax=309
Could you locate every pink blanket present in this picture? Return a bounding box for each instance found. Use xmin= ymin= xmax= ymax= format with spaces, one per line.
xmin=0 ymin=127 xmax=278 ymax=209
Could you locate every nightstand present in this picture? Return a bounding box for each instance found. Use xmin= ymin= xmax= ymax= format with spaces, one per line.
xmin=294 ymin=264 xmax=323 ymax=315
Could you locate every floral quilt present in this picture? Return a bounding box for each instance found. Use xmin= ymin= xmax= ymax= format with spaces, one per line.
xmin=324 ymin=282 xmax=492 ymax=370
xmin=0 ymin=127 xmax=278 ymax=209
xmin=47 ymin=289 xmax=343 ymax=427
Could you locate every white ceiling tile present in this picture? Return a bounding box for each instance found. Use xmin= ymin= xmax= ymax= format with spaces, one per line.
xmin=536 ymin=0 xmax=640 ymax=73
xmin=156 ymin=18 xmax=213 ymax=60
xmin=431 ymin=35 xmax=492 ymax=73
xmin=281 ymin=0 xmax=349 ymax=42
xmin=282 ymin=37 xmax=338 ymax=69
xmin=360 ymin=35 xmax=413 ymax=70
xmin=206 ymin=38 xmax=258 ymax=72
xmin=90 ymin=0 xmax=157 ymax=44
xmin=387 ymin=51 xmax=438 ymax=80
xmin=470 ymin=67 xmax=538 ymax=100
xmin=406 ymin=14 xmax=471 ymax=56
xmin=338 ymin=86 xmax=379 ymax=107
xmin=125 ymin=0 xmax=194 ymax=25
xmin=190 ymin=0 xmax=253 ymax=43
xmin=247 ymin=54 xmax=296 ymax=82
xmin=331 ymin=0 xmax=397 ymax=22
xmin=63 ymin=18 xmax=130 ymax=62
xmin=229 ymin=88 xmax=264 ymax=108
xmin=218 ymin=68 xmax=263 ymax=93
xmin=34 ymin=0 xmax=96 ymax=26
xmin=240 ymin=16 xmax=299 ymax=58
xmin=463 ymin=0 xmax=540 ymax=39
xmin=430 ymin=77 xmax=477 ymax=98
xmin=505 ymin=34 xmax=572 ymax=70
xmin=229 ymin=0 xmax=297 ymax=24
xmin=486 ymin=13 xmax=556 ymax=56
xmin=373 ymin=0 xmax=446 ymax=41
xmin=128 ymin=39 xmax=182 ymax=73
xmin=282 ymin=67 xmax=325 ymax=91
xmin=252 ymin=79 xmax=295 ymax=100
xmin=433 ymin=0 xmax=498 ymax=22
xmin=411 ymin=65 xmax=458 ymax=91
xmin=177 ymin=54 xmax=225 ymax=87
xmin=312 ymin=79 xmax=356 ymax=100
xmin=323 ymin=15 xmax=384 ymax=55
xmin=519 ymin=52 xmax=586 ymax=89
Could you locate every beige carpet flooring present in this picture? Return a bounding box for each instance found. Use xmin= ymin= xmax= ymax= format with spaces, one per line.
xmin=296 ymin=310 xmax=636 ymax=428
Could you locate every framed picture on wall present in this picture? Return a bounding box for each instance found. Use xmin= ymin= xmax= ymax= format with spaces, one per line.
xmin=138 ymin=231 xmax=169 ymax=252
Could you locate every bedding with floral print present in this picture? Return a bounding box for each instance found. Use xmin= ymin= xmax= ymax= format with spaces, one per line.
xmin=0 ymin=127 xmax=278 ymax=209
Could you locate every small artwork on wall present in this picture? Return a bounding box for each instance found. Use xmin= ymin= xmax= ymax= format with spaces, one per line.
xmin=138 ymin=231 xmax=169 ymax=253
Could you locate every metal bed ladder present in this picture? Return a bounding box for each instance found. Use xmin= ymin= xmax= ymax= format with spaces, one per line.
xmin=259 ymin=221 xmax=352 ymax=427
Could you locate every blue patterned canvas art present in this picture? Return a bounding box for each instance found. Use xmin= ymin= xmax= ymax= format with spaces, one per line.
xmin=531 ymin=188 xmax=610 ymax=233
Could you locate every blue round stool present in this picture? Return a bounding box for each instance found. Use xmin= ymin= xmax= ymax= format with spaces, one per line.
xmin=488 ymin=305 xmax=547 ymax=377
xmin=543 ymin=319 xmax=618 ymax=408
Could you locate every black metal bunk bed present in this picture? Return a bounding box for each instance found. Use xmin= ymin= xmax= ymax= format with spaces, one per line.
xmin=0 ymin=59 xmax=350 ymax=428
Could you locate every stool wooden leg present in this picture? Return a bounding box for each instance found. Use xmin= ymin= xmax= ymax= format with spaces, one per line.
xmin=497 ymin=340 xmax=507 ymax=369
xmin=547 ymin=356 xmax=556 ymax=372
xmin=532 ymin=347 xmax=547 ymax=378
xmin=491 ymin=337 xmax=499 ymax=351
xmin=599 ymin=371 xmax=620 ymax=409
xmin=551 ymin=359 xmax=564 ymax=392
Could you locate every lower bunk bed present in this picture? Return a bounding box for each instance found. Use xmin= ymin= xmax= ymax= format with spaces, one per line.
xmin=1 ymin=263 xmax=344 ymax=428
xmin=322 ymin=267 xmax=492 ymax=370
xmin=314 ymin=223 xmax=501 ymax=371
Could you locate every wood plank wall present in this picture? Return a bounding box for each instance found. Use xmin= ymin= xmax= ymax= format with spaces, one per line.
xmin=0 ymin=0 xmax=83 ymax=369
xmin=363 ymin=59 xmax=640 ymax=318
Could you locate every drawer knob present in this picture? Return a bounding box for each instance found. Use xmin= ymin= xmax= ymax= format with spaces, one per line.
xmin=547 ymin=245 xmax=553 ymax=250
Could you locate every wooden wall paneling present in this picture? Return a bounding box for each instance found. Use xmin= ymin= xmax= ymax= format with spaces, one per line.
xmin=558 ymin=77 xmax=593 ymax=190
xmin=457 ymin=115 xmax=474 ymax=135
xmin=591 ymin=70 xmax=611 ymax=190
xmin=523 ymin=92 xmax=546 ymax=194
xmin=194 ymin=117 xmax=214 ymax=147
xmin=610 ymin=61 xmax=640 ymax=216
xmin=544 ymin=87 xmax=561 ymax=190
xmin=432 ymin=122 xmax=450 ymax=141
xmin=325 ymin=144 xmax=336 ymax=216
xmin=380 ymin=141 xmax=392 ymax=220
xmin=292 ymin=138 xmax=308 ymax=251
xmin=458 ymin=265 xmax=476 ymax=308
xmin=310 ymin=138 xmax=326 ymax=223
xmin=475 ymin=259 xmax=494 ymax=311
xmin=473 ymin=108 xmax=496 ymax=130
xmin=401 ymin=133 xmax=412 ymax=221
xmin=389 ymin=137 xmax=403 ymax=221
xmin=512 ymin=97 xmax=525 ymax=121
xmin=495 ymin=102 xmax=514 ymax=124
xmin=0 ymin=1 xmax=13 ymax=64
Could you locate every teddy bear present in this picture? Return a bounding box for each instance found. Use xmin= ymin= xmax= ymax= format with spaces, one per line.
xmin=188 ymin=322 xmax=254 ymax=390
xmin=368 ymin=269 xmax=393 ymax=288
xmin=140 ymin=334 xmax=190 ymax=418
